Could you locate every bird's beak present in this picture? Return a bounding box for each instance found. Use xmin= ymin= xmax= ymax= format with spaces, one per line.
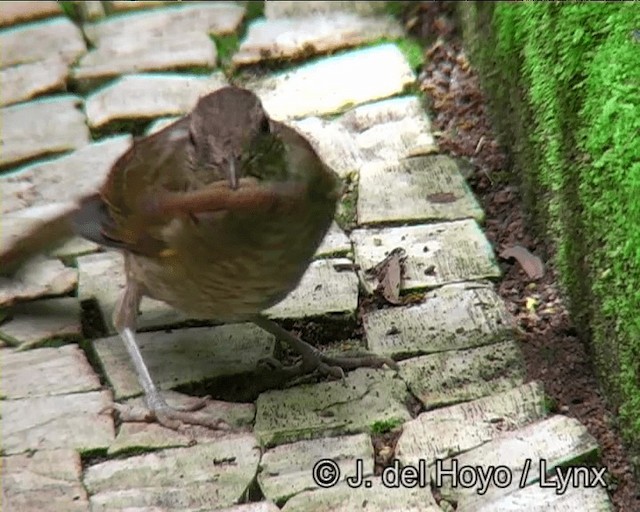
xmin=228 ymin=158 xmax=238 ymax=190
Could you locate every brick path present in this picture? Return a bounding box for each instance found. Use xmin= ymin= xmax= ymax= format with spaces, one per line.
xmin=0 ymin=2 xmax=613 ymax=511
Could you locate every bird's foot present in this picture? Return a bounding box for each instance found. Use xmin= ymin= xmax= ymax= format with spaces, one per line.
xmin=259 ymin=349 xmax=398 ymax=382
xmin=253 ymin=316 xmax=398 ymax=383
xmin=103 ymin=395 xmax=230 ymax=431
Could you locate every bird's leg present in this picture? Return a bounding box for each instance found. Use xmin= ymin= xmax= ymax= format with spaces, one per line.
xmin=251 ymin=315 xmax=399 ymax=381
xmin=108 ymin=277 xmax=227 ymax=430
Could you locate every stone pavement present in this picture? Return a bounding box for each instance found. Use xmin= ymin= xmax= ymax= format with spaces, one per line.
xmin=0 ymin=2 xmax=613 ymax=511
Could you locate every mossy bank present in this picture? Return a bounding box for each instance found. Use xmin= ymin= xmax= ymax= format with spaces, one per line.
xmin=457 ymin=2 xmax=640 ymax=465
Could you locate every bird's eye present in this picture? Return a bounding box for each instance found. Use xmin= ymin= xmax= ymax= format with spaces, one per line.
xmin=260 ymin=117 xmax=270 ymax=134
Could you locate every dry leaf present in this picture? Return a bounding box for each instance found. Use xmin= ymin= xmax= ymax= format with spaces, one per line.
xmin=500 ymin=245 xmax=545 ymax=280
xmin=366 ymin=248 xmax=407 ymax=305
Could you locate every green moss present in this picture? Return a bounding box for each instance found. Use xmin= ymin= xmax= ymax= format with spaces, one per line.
xmin=212 ymin=33 xmax=240 ymax=73
xmin=395 ymin=37 xmax=424 ymax=71
xmin=458 ymin=1 xmax=640 ymax=462
xmin=370 ymin=417 xmax=404 ymax=435
xmin=335 ymin=172 xmax=359 ymax=231
xmin=59 ymin=1 xmax=79 ymax=21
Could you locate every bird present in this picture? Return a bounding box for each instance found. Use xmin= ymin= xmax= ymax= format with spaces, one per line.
xmin=0 ymin=86 xmax=397 ymax=430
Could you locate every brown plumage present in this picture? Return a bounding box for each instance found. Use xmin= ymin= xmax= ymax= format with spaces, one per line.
xmin=1 ymin=87 xmax=396 ymax=430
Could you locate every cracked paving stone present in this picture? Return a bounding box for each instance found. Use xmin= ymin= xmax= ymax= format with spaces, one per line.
xmin=259 ymin=433 xmax=373 ymax=503
xmin=92 ymin=323 xmax=275 ymax=400
xmin=3 ymin=390 xmax=115 ymax=455
xmin=84 ymin=72 xmax=228 ymax=130
xmin=0 ymin=17 xmax=86 ymax=67
xmin=265 ymin=1 xmax=389 ymax=18
xmin=251 ymin=44 xmax=415 ymax=121
xmin=395 ymin=382 xmax=547 ymax=467
xmin=281 ymin=479 xmax=440 ymax=512
xmin=358 ymin=155 xmax=484 ymax=225
xmin=73 ymin=31 xmax=217 ymax=88
xmin=1 ymin=449 xmax=89 ymax=512
xmin=436 ymin=415 xmax=600 ymax=510
xmin=84 ymin=3 xmax=245 ymax=45
xmin=0 ymin=297 xmax=81 ymax=350
xmin=1 ymin=344 xmax=100 ymax=399
xmin=108 ymin=390 xmax=255 ymax=455
xmin=351 ymin=220 xmax=501 ymax=294
xmin=363 ymin=282 xmax=513 ymax=357
xmin=265 ymin=258 xmax=358 ymax=319
xmin=400 ymin=340 xmax=525 ymax=408
xmin=234 ymin=12 xmax=403 ymax=66
xmin=1 ymin=135 xmax=131 ymax=214
xmin=0 ymin=96 xmax=90 ymax=169
xmin=0 ymin=56 xmax=68 ymax=107
xmin=255 ymin=368 xmax=411 ymax=447
xmin=84 ymin=433 xmax=261 ymax=510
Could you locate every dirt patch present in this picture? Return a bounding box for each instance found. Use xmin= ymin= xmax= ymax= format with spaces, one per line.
xmin=405 ymin=2 xmax=640 ymax=510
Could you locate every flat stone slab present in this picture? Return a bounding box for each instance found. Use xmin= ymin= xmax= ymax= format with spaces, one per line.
xmin=259 ymin=433 xmax=374 ymax=503
xmin=234 ymin=13 xmax=403 ymax=66
xmin=0 ymin=255 xmax=77 ymax=307
xmin=252 ymin=44 xmax=415 ymax=121
xmin=1 ymin=344 xmax=99 ymax=399
xmin=291 ymin=96 xmax=438 ymax=180
xmin=0 ymin=17 xmax=85 ymax=67
xmin=0 ymin=56 xmax=68 ymax=107
xmin=0 ymin=298 xmax=81 ymax=349
xmin=3 ymin=390 xmax=115 ymax=454
xmin=470 ymin=481 xmax=612 ymax=512
xmin=255 ymin=368 xmax=410 ymax=447
xmin=1 ymin=449 xmax=89 ymax=512
xmin=74 ymin=31 xmax=217 ymax=86
xmin=351 ymin=220 xmax=501 ymax=293
xmin=265 ymin=258 xmax=358 ymax=319
xmin=1 ymin=135 xmax=131 ymax=214
xmin=77 ymin=251 xmax=186 ymax=333
xmin=358 ymin=155 xmax=483 ymax=224
xmin=84 ymin=433 xmax=261 ymax=510
xmin=84 ymin=3 xmax=245 ymax=45
xmin=265 ymin=1 xmax=388 ymax=18
xmin=363 ymin=282 xmax=513 ymax=357
xmin=93 ymin=323 xmax=275 ymax=399
xmin=400 ymin=340 xmax=525 ymax=408
xmin=108 ymin=390 xmax=255 ymax=455
xmin=395 ymin=382 xmax=547 ymax=467
xmin=436 ymin=415 xmax=600 ymax=509
xmin=85 ymin=72 xmax=228 ymax=130
xmin=0 ymin=1 xmax=62 ymax=27
xmin=315 ymin=221 xmax=351 ymax=257
xmin=281 ymin=480 xmax=440 ymax=512
xmin=0 ymin=95 xmax=90 ymax=169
